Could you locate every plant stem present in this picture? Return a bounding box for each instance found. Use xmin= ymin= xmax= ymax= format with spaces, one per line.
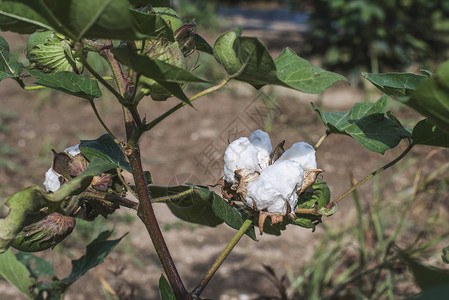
xmin=143 ymin=76 xmax=232 ymax=133
xmin=127 ymin=146 xmax=190 ymax=299
xmin=191 ymin=218 xmax=253 ymax=298
xmin=82 ymin=56 xmax=127 ymax=105
xmin=314 ymin=130 xmax=329 ymax=149
xmin=88 ymin=100 xmax=117 ymax=140
xmin=326 ymin=141 xmax=414 ymax=209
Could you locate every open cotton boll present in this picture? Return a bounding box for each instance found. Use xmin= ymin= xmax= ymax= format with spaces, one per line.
xmin=223 ymin=137 xmax=260 ymax=185
xmin=245 ymin=160 xmax=304 ymax=215
xmin=278 ymin=142 xmax=317 ymax=169
xmin=249 ymin=130 xmax=272 ymax=169
xmin=64 ymin=144 xmax=81 ymax=156
xmin=44 ymin=168 xmax=61 ymax=192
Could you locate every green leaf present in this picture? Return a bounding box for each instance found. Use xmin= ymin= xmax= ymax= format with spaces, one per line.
xmin=16 ymin=251 xmax=54 ymax=278
xmin=274 ymin=48 xmax=348 ymax=94
xmin=399 ymin=250 xmax=449 ymax=290
xmin=194 ymin=33 xmax=213 ymax=55
xmin=412 ymin=285 xmax=449 ymax=300
xmin=0 ymin=175 xmax=92 ymax=252
xmin=413 ymin=118 xmax=449 ymax=148
xmin=111 ymin=47 xmax=211 ymax=104
xmin=35 ymin=231 xmax=124 ymax=295
xmin=28 ymin=70 xmax=102 ymax=100
xmin=0 ymin=249 xmax=36 ymax=298
xmin=129 ymin=9 xmax=174 ymax=41
xmin=80 ymin=134 xmax=131 ymax=175
xmin=213 ymin=30 xmax=346 ymax=93
xmin=159 ymin=274 xmax=176 ymax=300
xmin=0 ymin=0 xmax=146 ymax=41
xmin=404 ymin=60 xmax=449 ymax=134
xmin=0 ymin=36 xmax=23 ymax=81
xmin=212 ymin=197 xmax=257 ymax=240
xmin=61 ymin=231 xmax=124 ymax=285
xmin=363 ymin=72 xmax=427 ymax=96
xmin=150 ymin=184 xmax=224 ymax=227
xmin=313 ymin=96 xmax=412 ymax=154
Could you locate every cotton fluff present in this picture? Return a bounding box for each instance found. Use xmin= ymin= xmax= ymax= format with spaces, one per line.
xmin=278 ymin=142 xmax=317 ymax=169
xmin=223 ymin=137 xmax=260 ymax=185
xmin=245 ymin=160 xmax=304 ymax=215
xmin=249 ymin=129 xmax=272 ymax=169
xmin=64 ymin=144 xmax=81 ymax=156
xmin=43 ymin=168 xmax=61 ymax=192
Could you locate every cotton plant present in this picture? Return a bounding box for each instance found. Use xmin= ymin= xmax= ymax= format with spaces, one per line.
xmin=221 ymin=130 xmax=323 ymax=233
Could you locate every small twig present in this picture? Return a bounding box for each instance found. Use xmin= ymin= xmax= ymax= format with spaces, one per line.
xmin=81 ymin=55 xmax=127 ymax=105
xmin=88 ymin=99 xmax=117 ymax=141
xmin=143 ymin=75 xmax=233 ymax=133
xmin=326 ymin=141 xmax=414 ymax=209
xmin=191 ymin=218 xmax=253 ymax=298
xmin=116 ymin=167 xmax=138 ymax=200
xmin=314 ymin=130 xmax=330 ymax=149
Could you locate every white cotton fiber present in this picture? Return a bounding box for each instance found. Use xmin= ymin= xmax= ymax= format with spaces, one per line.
xmin=249 ymin=130 xmax=272 ymax=170
xmin=245 ymin=160 xmax=304 ymax=215
xmin=64 ymin=144 xmax=81 ymax=156
xmin=43 ymin=168 xmax=61 ymax=192
xmin=278 ymin=142 xmax=317 ymax=169
xmin=223 ymin=137 xmax=260 ymax=185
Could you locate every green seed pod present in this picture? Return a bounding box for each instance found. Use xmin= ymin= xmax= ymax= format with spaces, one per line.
xmin=175 ymin=24 xmax=196 ymax=56
xmin=26 ymin=30 xmax=84 ymax=74
xmin=138 ymin=40 xmax=186 ymax=101
xmin=152 ymin=7 xmax=184 ymax=32
xmin=12 ymin=213 xmax=76 ymax=252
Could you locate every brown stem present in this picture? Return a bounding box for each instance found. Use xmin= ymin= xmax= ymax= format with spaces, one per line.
xmin=127 ymin=145 xmax=190 ymax=299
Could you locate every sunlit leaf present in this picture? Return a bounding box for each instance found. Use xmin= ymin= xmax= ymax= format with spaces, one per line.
xmin=214 ymin=29 xmax=346 ymax=93
xmin=363 ymin=72 xmax=427 ymax=96
xmin=0 ymin=249 xmax=36 ymax=298
xmin=313 ymin=96 xmax=412 ymax=154
xmin=275 ymin=48 xmax=348 ymax=94
xmin=28 ymin=70 xmax=102 ymax=100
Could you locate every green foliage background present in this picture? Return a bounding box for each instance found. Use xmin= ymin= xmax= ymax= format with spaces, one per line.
xmin=302 ymin=0 xmax=449 ymax=72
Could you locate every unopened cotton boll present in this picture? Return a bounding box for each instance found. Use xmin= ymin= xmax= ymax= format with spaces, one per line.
xmin=245 ymin=160 xmax=304 ymax=215
xmin=223 ymin=137 xmax=260 ymax=185
xmin=278 ymin=142 xmax=317 ymax=169
xmin=249 ymin=130 xmax=272 ymax=169
xmin=64 ymin=144 xmax=81 ymax=156
xmin=43 ymin=168 xmax=61 ymax=192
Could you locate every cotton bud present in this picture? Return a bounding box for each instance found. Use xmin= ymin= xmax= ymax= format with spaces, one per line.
xmin=278 ymin=142 xmax=317 ymax=169
xmin=223 ymin=137 xmax=260 ymax=185
xmin=245 ymin=160 xmax=304 ymax=215
xmin=12 ymin=212 xmax=76 ymax=252
xmin=249 ymin=129 xmax=272 ymax=169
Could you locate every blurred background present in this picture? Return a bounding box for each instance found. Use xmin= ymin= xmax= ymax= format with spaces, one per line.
xmin=1 ymin=1 xmax=449 ymax=299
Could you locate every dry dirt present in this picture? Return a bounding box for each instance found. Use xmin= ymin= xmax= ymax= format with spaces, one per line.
xmin=0 ymin=22 xmax=448 ymax=300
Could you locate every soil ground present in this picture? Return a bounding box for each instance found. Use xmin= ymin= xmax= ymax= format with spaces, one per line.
xmin=1 ymin=8 xmax=449 ymax=300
